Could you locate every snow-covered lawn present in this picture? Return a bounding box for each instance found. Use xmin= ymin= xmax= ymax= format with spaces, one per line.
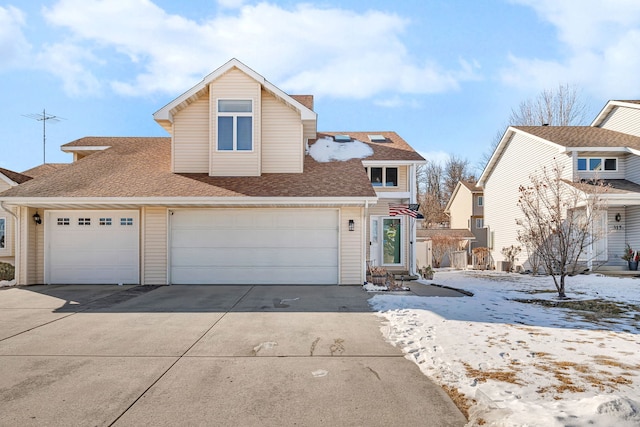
xmin=369 ymin=270 xmax=640 ymax=427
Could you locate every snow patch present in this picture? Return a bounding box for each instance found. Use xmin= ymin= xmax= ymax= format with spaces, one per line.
xmin=0 ymin=279 xmax=16 ymax=288
xmin=308 ymin=137 xmax=373 ymax=162
xmin=370 ymin=270 xmax=640 ymax=426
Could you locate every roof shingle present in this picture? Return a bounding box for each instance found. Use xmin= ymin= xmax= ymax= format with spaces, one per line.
xmin=514 ymin=126 xmax=640 ymax=149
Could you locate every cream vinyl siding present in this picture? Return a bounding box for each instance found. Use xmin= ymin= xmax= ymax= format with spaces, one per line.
xmin=143 ymin=207 xmax=167 ymax=285
xmin=340 ymin=207 xmax=364 ymax=284
xmin=261 ymin=90 xmax=303 ymax=173
xmin=210 ymin=68 xmax=261 ymax=176
xmin=599 ymin=106 xmax=640 ymax=136
xmin=484 ymin=132 xmax=572 ymax=268
xmin=371 ymin=166 xmax=408 ymax=192
xmin=448 ymin=187 xmax=473 ymax=229
xmin=173 ymin=96 xmax=209 ymax=173
xmin=22 ymin=207 xmax=44 ymax=285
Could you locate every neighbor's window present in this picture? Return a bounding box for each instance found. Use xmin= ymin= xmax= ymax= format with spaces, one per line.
xmin=476 ymin=218 xmax=484 ymax=228
xmin=477 ymin=196 xmax=484 ymax=206
xmin=0 ymin=218 xmax=5 ymax=249
xmin=217 ymin=100 xmax=253 ymax=151
xmin=577 ymin=157 xmax=617 ymax=171
xmin=367 ymin=167 xmax=398 ymax=187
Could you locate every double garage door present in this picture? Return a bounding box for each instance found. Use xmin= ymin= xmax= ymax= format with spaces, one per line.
xmin=46 ymin=209 xmax=339 ymax=285
xmin=170 ymin=209 xmax=339 ymax=285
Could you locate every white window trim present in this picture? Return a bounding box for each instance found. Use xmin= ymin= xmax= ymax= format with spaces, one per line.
xmin=216 ymin=98 xmax=254 ymax=152
xmin=477 ymin=195 xmax=483 ymax=206
xmin=380 ymin=216 xmax=404 ymax=267
xmin=367 ymin=166 xmax=399 ymax=188
xmin=476 ymin=218 xmax=484 ymax=228
xmin=577 ymin=156 xmax=618 ymax=172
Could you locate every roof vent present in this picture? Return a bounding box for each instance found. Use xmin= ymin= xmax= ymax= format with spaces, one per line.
xmin=368 ymin=134 xmax=388 ymax=142
xmin=333 ymin=134 xmax=352 ymax=143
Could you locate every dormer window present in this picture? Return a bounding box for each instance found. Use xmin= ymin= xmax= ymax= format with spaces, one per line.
xmin=217 ymin=99 xmax=253 ymax=151
xmin=577 ymin=157 xmax=617 ymax=171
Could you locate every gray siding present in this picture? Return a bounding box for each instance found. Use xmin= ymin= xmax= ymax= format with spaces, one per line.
xmin=607 ymin=209 xmax=626 ymax=267
xmin=623 ymin=154 xmax=640 ymax=184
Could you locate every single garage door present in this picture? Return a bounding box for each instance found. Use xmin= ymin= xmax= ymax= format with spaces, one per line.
xmin=45 ymin=210 xmax=140 ymax=284
xmin=170 ymin=209 xmax=339 ymax=284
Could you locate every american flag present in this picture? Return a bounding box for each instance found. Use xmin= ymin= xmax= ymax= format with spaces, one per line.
xmin=389 ymin=203 xmax=419 ymax=218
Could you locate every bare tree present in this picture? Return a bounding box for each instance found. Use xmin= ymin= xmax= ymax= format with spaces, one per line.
xmin=444 ymin=155 xmax=473 ymax=200
xmin=509 ymin=83 xmax=589 ymax=126
xmin=417 ymin=161 xmax=448 ymax=227
xmin=481 ymin=83 xmax=590 ymax=169
xmin=431 ymin=235 xmax=463 ymax=268
xmin=516 ymin=162 xmax=608 ymax=298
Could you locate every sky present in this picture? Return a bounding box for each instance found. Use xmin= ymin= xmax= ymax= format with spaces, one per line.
xmin=2 ymin=0 xmax=640 ymax=175
xmin=369 ymin=270 xmax=640 ymax=426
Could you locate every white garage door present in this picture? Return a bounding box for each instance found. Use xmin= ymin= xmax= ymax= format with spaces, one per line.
xmin=45 ymin=210 xmax=140 ymax=284
xmin=170 ymin=209 xmax=339 ymax=284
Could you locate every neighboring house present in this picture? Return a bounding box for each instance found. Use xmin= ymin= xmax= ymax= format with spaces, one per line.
xmin=479 ymin=100 xmax=640 ymax=271
xmin=444 ymin=180 xmax=487 ymax=254
xmin=416 ymin=228 xmax=475 ymax=268
xmin=0 ymin=168 xmax=32 ymax=266
xmin=0 ymin=59 xmax=425 ymax=286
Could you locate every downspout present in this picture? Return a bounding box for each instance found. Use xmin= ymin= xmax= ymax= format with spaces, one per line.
xmin=0 ymin=202 xmax=19 ymax=284
xmin=409 ymin=163 xmax=417 ymax=276
xmin=363 ymin=200 xmax=369 ymax=285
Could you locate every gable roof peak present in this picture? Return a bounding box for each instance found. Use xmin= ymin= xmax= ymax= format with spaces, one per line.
xmin=153 ymin=58 xmax=317 ymax=131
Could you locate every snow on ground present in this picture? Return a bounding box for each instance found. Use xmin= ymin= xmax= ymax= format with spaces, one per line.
xmin=0 ymin=279 xmax=16 ymax=288
xmin=308 ymin=136 xmax=373 ymax=162
xmin=369 ymin=270 xmax=640 ymax=427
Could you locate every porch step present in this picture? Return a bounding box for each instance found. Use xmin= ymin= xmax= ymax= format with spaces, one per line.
xmin=392 ymin=271 xmax=420 ymax=281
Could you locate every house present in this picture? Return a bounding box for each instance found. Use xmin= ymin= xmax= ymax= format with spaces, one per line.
xmin=0 ymin=167 xmax=32 ymax=266
xmin=444 ymin=180 xmax=487 ymax=254
xmin=0 ymin=59 xmax=425 ymax=286
xmin=479 ymin=100 xmax=640 ymax=271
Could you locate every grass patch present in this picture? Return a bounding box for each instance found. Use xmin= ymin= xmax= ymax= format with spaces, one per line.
xmin=442 ymin=384 xmax=473 ymax=421
xmin=512 ymin=298 xmax=639 ymax=320
xmin=461 ymin=361 xmax=523 ymax=385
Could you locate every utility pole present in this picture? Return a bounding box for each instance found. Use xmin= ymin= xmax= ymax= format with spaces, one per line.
xmin=23 ymin=109 xmax=64 ymax=164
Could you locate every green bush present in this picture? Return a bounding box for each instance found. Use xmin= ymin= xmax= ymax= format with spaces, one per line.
xmin=0 ymin=262 xmax=15 ymax=281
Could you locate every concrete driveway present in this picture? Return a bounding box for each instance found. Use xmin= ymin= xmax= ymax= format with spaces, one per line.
xmin=0 ymin=284 xmax=466 ymax=426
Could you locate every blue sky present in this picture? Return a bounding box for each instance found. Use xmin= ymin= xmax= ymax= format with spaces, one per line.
xmin=2 ymin=0 xmax=640 ymax=175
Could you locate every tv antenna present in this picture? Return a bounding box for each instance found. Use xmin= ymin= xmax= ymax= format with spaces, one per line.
xmin=23 ymin=109 xmax=65 ymax=164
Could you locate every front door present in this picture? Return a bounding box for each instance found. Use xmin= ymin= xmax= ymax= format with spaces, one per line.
xmin=370 ymin=216 xmax=403 ymax=267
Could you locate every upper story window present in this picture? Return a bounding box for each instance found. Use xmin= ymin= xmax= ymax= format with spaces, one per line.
xmin=476 ymin=218 xmax=484 ymax=228
xmin=367 ymin=167 xmax=398 ymax=187
xmin=217 ymin=99 xmax=253 ymax=151
xmin=577 ymin=157 xmax=617 ymax=171
xmin=477 ymin=195 xmax=483 ymax=206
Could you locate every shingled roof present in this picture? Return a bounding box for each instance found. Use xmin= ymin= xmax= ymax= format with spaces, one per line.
xmin=0 ymin=137 xmax=376 ymax=200
xmin=318 ymin=132 xmax=425 ymax=162
xmin=513 ymin=126 xmax=640 ymax=150
xmin=0 ymin=167 xmax=32 ymax=184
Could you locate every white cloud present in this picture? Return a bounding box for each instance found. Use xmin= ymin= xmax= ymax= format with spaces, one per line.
xmin=40 ymin=0 xmax=480 ymax=99
xmin=36 ymin=42 xmax=103 ymax=96
xmin=0 ymin=5 xmax=31 ymax=69
xmin=503 ymin=0 xmax=640 ymax=97
xmin=217 ymin=0 xmax=245 ymax=9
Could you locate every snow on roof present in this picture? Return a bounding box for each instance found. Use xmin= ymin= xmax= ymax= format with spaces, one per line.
xmin=309 ymin=137 xmax=373 ymax=163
